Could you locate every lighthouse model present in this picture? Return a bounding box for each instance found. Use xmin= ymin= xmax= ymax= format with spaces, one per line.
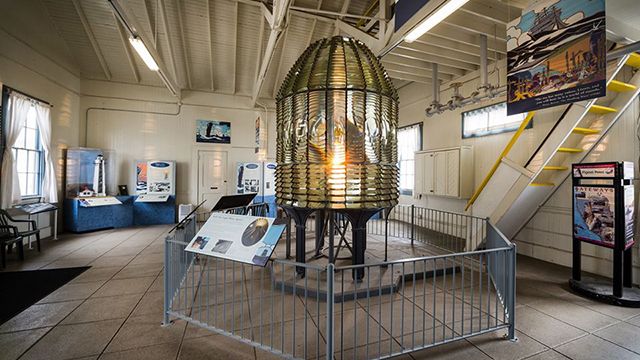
xmin=93 ymin=154 xmax=106 ymax=197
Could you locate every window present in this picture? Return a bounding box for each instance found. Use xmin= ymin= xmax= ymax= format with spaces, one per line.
xmin=462 ymin=102 xmax=529 ymax=139
xmin=12 ymin=106 xmax=43 ymax=198
xmin=397 ymin=123 xmax=422 ymax=196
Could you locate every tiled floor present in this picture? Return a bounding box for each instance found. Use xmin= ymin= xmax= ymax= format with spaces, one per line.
xmin=1 ymin=226 xmax=640 ymax=359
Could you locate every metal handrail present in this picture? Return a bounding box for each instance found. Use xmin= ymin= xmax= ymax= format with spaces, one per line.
xmin=464 ymin=111 xmax=535 ymax=211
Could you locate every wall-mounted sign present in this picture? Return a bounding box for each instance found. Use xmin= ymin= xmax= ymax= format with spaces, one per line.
xmin=78 ymin=197 xmax=122 ymax=207
xmin=136 ymin=160 xmax=176 ymax=195
xmin=196 ymin=120 xmax=231 ymax=144
xmin=506 ymin=0 xmax=606 ymax=115
xmin=185 ymin=213 xmax=285 ymax=266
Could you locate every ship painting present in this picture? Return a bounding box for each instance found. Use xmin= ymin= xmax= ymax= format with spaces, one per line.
xmin=196 ymin=120 xmax=231 ymax=144
xmin=529 ymin=6 xmax=567 ymax=40
xmin=506 ymin=0 xmax=606 ymax=115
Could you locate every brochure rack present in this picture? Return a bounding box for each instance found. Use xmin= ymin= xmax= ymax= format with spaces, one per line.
xmin=570 ymin=161 xmax=639 ymax=306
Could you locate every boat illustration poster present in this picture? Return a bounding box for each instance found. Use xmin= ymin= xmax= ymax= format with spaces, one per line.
xmin=506 ymin=0 xmax=606 ymax=115
xmin=573 ymin=186 xmax=615 ymax=248
xmin=196 ymin=119 xmax=231 ymax=144
xmin=185 ymin=213 xmax=285 ymax=267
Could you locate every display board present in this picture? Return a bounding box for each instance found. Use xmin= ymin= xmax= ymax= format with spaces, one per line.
xmin=78 ymin=197 xmax=122 ymax=207
xmin=185 ymin=213 xmax=285 ymax=266
xmin=65 ymin=148 xmax=116 ymax=198
xmin=236 ymin=162 xmax=277 ymax=217
xmin=506 ymin=0 xmax=606 ymax=115
xmin=135 ymin=194 xmax=170 ymax=203
xmin=135 ymin=160 xmax=176 ymax=195
xmin=572 ymin=162 xmax=634 ymax=249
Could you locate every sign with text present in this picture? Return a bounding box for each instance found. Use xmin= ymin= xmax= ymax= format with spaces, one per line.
xmin=506 ymin=0 xmax=606 ymax=115
xmin=185 ymin=213 xmax=285 ymax=267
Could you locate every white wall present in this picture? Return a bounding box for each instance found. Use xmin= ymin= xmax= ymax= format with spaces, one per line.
xmin=82 ymin=80 xmax=276 ymax=207
xmin=398 ymin=58 xmax=640 ymax=282
xmin=0 ymin=27 xmax=83 ymax=237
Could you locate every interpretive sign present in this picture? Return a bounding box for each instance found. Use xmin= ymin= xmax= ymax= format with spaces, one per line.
xmin=185 ymin=213 xmax=285 ymax=266
xmin=506 ymin=0 xmax=606 ymax=115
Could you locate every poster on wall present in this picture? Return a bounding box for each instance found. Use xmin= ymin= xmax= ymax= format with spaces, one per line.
xmin=506 ymin=0 xmax=606 ymax=115
xmin=624 ymin=186 xmax=635 ymax=246
xmin=236 ymin=162 xmax=261 ymax=195
xmin=185 ymin=213 xmax=285 ymax=266
xmin=573 ymin=186 xmax=615 ymax=248
xmin=196 ymin=120 xmax=231 ymax=144
xmin=255 ymin=116 xmax=261 ymax=154
xmin=135 ymin=160 xmax=175 ymax=197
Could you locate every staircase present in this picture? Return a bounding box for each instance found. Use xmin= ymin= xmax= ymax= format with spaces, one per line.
xmin=467 ymin=53 xmax=640 ymax=241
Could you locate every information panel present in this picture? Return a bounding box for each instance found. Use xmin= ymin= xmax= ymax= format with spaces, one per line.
xmin=185 ymin=213 xmax=285 ymax=266
xmin=507 ymin=0 xmax=606 ymax=115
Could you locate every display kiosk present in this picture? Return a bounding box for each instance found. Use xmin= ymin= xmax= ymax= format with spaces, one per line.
xmin=570 ymin=161 xmax=639 ymax=306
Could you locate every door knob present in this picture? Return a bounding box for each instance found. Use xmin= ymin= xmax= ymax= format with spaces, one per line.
xmin=211 ymin=187 xmax=218 ymax=190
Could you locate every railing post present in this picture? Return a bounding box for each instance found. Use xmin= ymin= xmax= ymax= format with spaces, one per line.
xmin=326 ymin=263 xmax=335 ymax=359
xmin=410 ymin=205 xmax=415 ymax=246
xmin=508 ymin=244 xmax=517 ymax=341
xmin=163 ymin=235 xmax=171 ymax=326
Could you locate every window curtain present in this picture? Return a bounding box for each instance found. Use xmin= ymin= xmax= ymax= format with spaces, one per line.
xmin=34 ymin=103 xmax=58 ymax=203
xmin=1 ymin=93 xmax=30 ymax=208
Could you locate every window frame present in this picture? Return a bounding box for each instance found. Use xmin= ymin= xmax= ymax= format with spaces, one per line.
xmin=2 ymin=87 xmax=46 ymax=201
xmin=397 ymin=122 xmax=423 ymax=196
xmin=461 ymin=102 xmax=531 ymax=139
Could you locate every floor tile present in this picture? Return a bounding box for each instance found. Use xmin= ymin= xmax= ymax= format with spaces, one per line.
xmin=515 ymin=306 xmax=586 ymax=347
xmin=104 ymin=314 xmax=186 ymax=353
xmin=555 ymin=334 xmax=640 ymax=360
xmin=0 ymin=327 xmax=50 ymax=360
xmin=91 ymin=277 xmax=155 ymax=298
xmin=0 ymin=301 xmax=81 ymax=333
xmin=62 ymin=294 xmax=143 ymax=324
xmin=89 ymin=255 xmax=135 ymax=268
xmin=99 ymin=342 xmax=179 ymax=360
xmin=178 ymin=334 xmax=256 ymax=360
xmin=37 ymin=281 xmax=105 ymax=303
xmin=130 ymin=290 xmax=164 ymax=317
xmin=467 ymin=330 xmax=548 ymax=360
xmin=595 ymin=322 xmax=640 ymax=354
xmin=70 ymin=266 xmax=122 ymax=284
xmin=527 ymin=297 xmax=618 ymax=332
xmin=522 ymin=349 xmax=570 ymax=360
xmin=20 ymin=319 xmax=123 ymax=360
xmin=113 ymin=263 xmax=163 ymax=279
xmin=411 ymin=339 xmax=491 ymax=359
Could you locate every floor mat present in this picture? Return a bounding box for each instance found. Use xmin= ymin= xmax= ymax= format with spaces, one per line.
xmin=0 ymin=266 xmax=90 ymax=324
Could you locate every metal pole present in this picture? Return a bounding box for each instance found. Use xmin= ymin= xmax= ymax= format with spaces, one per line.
xmin=163 ymin=236 xmax=171 ymax=326
xmin=326 ymin=263 xmax=335 ymax=360
xmin=410 ymin=204 xmax=415 ymax=246
xmin=508 ymin=244 xmax=517 ymax=341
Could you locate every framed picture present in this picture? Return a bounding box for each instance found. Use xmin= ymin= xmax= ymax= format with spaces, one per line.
xmin=196 ymin=120 xmax=231 ymax=144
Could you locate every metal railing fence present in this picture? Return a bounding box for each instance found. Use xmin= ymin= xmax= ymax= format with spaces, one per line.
xmin=164 ymin=207 xmax=516 ymax=359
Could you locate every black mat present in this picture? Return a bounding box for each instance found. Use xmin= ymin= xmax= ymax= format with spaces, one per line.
xmin=0 ymin=266 xmax=90 ymax=324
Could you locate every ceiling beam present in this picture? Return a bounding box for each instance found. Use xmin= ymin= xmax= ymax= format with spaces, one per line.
xmin=390 ymin=47 xmax=476 ymax=72
xmin=232 ymin=1 xmax=238 ymax=94
xmin=143 ymin=0 xmax=156 ymax=46
xmin=398 ymin=41 xmax=481 ymax=66
xmin=72 ymin=0 xmax=111 ymax=80
xmin=206 ymin=0 xmax=214 ymax=91
xmin=459 ymin=0 xmax=519 ymax=26
xmin=441 ymin=12 xmax=507 ymax=41
xmin=254 ymin=15 xmax=265 ymax=87
xmin=428 ymin=25 xmax=506 ymax=54
xmin=252 ymin=0 xmax=292 ymax=104
xmin=158 ymin=0 xmax=179 ymax=85
xmin=413 ymin=37 xmax=499 ymax=60
xmin=385 ymin=70 xmax=432 ymax=85
xmin=175 ymin=0 xmax=192 ymax=89
xmin=497 ymin=0 xmax=528 ymax=9
xmin=383 ymin=54 xmax=465 ymax=77
xmin=382 ymin=62 xmax=448 ymax=80
xmin=114 ymin=15 xmax=140 ymax=83
xmin=271 ymin=25 xmax=290 ymax=97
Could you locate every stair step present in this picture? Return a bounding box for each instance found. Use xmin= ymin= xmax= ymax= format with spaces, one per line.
xmin=557 ymin=147 xmax=583 ymax=153
xmin=627 ymin=53 xmax=640 ymax=68
xmin=607 ymin=80 xmax=637 ymax=92
xmin=589 ymin=105 xmax=617 ymax=114
xmin=572 ymin=127 xmax=600 ymax=135
xmin=530 ymin=182 xmax=555 ymax=187
xmin=543 ymin=166 xmax=568 ymax=171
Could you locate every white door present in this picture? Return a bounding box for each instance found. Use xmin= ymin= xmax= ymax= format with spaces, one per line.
xmin=414 ymin=152 xmax=425 ymax=196
xmin=198 ymin=150 xmax=228 ymax=212
xmin=434 ymin=152 xmax=447 ymax=195
xmin=424 ymin=152 xmax=435 ymax=195
xmin=445 ymin=150 xmax=460 ymax=197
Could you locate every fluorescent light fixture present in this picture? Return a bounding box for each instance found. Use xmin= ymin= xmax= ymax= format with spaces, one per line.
xmin=404 ymin=0 xmax=470 ymax=43
xmin=129 ymin=37 xmax=159 ymax=71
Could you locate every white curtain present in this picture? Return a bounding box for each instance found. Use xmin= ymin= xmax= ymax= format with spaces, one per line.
xmin=35 ymin=104 xmax=58 ymax=203
xmin=1 ymin=93 xmax=30 ymax=208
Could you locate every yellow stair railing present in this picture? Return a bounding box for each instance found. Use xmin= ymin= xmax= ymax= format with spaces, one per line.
xmin=465 ymin=111 xmax=535 ymax=211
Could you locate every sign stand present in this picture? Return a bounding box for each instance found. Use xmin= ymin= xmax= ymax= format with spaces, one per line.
xmin=570 ymin=162 xmax=640 ymax=307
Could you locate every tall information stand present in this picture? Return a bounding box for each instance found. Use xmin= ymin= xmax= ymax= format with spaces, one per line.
xmin=570 ymin=161 xmax=639 ymax=306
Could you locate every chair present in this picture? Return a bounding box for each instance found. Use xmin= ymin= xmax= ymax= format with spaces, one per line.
xmin=0 ymin=210 xmax=41 ymax=268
